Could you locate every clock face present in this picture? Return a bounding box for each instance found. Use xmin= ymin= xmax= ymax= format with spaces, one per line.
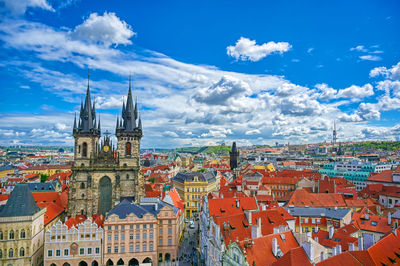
xmin=103 ymin=145 xmax=110 ymax=152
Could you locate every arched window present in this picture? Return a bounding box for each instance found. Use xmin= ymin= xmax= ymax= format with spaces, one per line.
xmin=82 ymin=142 xmax=88 ymax=157
xmin=20 ymin=229 xmax=25 ymax=239
xmin=0 ymin=249 xmax=2 ymax=258
xmin=78 ymin=145 xmax=81 ymax=153
xmin=9 ymin=230 xmax=14 ymax=239
xmin=126 ymin=174 xmax=129 ymax=180
xmin=8 ymin=248 xmax=13 ymax=258
xmin=80 ymin=182 xmax=85 ymax=189
xmin=20 ymin=247 xmax=24 ymax=257
xmin=126 ymin=142 xmax=131 ymax=156
xmin=0 ymin=231 xmax=3 ymax=240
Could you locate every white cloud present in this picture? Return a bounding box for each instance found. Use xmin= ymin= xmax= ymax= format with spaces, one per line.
xmin=315 ymin=83 xmax=337 ymax=100
xmin=2 ymin=0 xmax=54 ymax=15
xmin=350 ymin=45 xmax=367 ymax=52
xmin=370 ymin=62 xmax=400 ymax=80
xmin=226 ymin=37 xmax=291 ymax=62
xmin=307 ymin=47 xmax=314 ymax=53
xmin=163 ymin=131 xmax=179 ymax=138
xmin=359 ymin=55 xmax=382 ymax=61
xmin=245 ymin=129 xmax=261 ymax=135
xmin=72 ymin=12 xmax=135 ymax=47
xmin=337 ymin=84 xmax=374 ymax=99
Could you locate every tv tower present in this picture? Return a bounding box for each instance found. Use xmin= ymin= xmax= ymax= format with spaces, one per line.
xmin=332 ymin=121 xmax=337 ymax=144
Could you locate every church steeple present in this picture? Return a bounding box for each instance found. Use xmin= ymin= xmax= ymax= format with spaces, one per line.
xmin=118 ymin=76 xmax=142 ymax=135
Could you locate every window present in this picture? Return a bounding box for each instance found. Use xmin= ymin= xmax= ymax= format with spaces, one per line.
xmin=108 ymin=226 xmax=111 ymax=230
xmin=115 ymin=225 xmax=119 ymax=230
xmin=121 ymin=234 xmax=125 ymax=240
xmin=82 ymin=142 xmax=88 ymax=157
xmin=143 ymin=224 xmax=147 ymax=229
xmin=159 ymin=228 xmax=163 ymax=234
xmin=108 ymin=234 xmax=111 ymax=241
xmin=168 ymin=238 xmax=172 ymax=246
xmin=136 ymin=233 xmax=140 ymax=240
xmin=130 ymin=234 xmax=133 ymax=240
xmin=87 ymin=248 xmax=92 ymax=255
xmin=126 ymin=142 xmax=131 ymax=156
xmin=9 ymin=230 xmax=14 ymax=239
xmin=130 ymin=245 xmax=133 ymax=252
xmin=0 ymin=231 xmax=2 ymax=240
xmin=150 ymin=232 xmax=153 ymax=239
xmin=169 ymin=219 xmax=172 ymax=224
xmin=56 ymin=249 xmax=61 ymax=257
xmin=80 ymin=182 xmax=85 ymax=189
xmin=19 ymin=247 xmax=25 ymax=257
xmin=64 ymin=249 xmax=69 ymax=256
xmin=121 ymin=245 xmax=125 ymax=253
xmin=143 ymin=244 xmax=147 ymax=252
xmin=48 ymin=250 xmax=53 ymax=257
xmin=115 ymin=234 xmax=119 ymax=241
xmin=136 ymin=224 xmax=140 ymax=229
xmin=114 ymin=246 xmax=118 ymax=253
xmin=130 ymin=225 xmax=133 ymax=230
xmin=168 ymin=227 xmax=172 ymax=235
xmin=79 ymin=248 xmax=84 ymax=255
xmin=150 ymin=224 xmax=153 ymax=229
xmin=136 ymin=244 xmax=140 ymax=252
xmin=20 ymin=229 xmax=25 ymax=239
xmin=159 ymin=238 xmax=163 ymax=246
xmin=143 ymin=233 xmax=147 ymax=239
xmin=0 ymin=249 xmax=2 ymax=258
xmin=8 ymin=249 xmax=13 ymax=258
xmin=95 ymin=247 xmax=100 ymax=254
xmin=150 ymin=243 xmax=154 ymax=251
xmin=107 ymin=246 xmax=111 ymax=253
xmin=121 ymin=225 xmax=125 ymax=230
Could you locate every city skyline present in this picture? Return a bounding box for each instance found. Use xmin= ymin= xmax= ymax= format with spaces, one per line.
xmin=0 ymin=0 xmax=400 ymax=148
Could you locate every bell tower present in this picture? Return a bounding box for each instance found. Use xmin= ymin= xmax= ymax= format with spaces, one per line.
xmin=116 ymin=76 xmax=142 ymax=168
xmin=72 ymin=74 xmax=101 ymax=167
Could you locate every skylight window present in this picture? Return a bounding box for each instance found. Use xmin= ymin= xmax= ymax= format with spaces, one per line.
xmin=371 ymin=221 xmax=377 ymax=226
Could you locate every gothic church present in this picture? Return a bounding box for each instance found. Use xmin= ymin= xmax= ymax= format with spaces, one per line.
xmin=68 ymin=77 xmax=145 ymax=216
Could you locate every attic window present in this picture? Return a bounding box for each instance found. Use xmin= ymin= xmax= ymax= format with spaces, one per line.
xmin=220 ymin=208 xmax=226 ymax=213
xmin=334 ymin=238 xmax=341 ymax=242
xmin=280 ymin=234 xmax=286 ymax=241
xmin=371 ymin=221 xmax=377 ymax=226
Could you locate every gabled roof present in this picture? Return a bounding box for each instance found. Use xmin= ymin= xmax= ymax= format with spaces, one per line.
xmin=312 ymin=230 xmax=358 ymax=251
xmin=271 ymin=246 xmax=312 ymax=266
xmin=352 ymin=212 xmax=392 ymax=234
xmin=286 ymin=189 xmax=346 ymax=207
xmin=0 ymin=184 xmax=40 ymax=217
xmin=208 ymin=197 xmax=258 ymax=217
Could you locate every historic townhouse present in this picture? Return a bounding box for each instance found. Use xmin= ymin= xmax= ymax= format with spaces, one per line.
xmin=0 ymin=184 xmax=45 ymax=266
xmin=44 ymin=216 xmax=103 ymax=266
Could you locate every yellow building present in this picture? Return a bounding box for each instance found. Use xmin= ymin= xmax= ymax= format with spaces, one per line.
xmin=0 ymin=166 xmax=14 ymax=178
xmin=172 ymin=171 xmax=220 ymax=218
xmin=21 ymin=164 xmax=71 ymax=176
xmin=253 ymin=163 xmax=276 ymax=172
xmin=0 ymin=184 xmax=46 ymax=266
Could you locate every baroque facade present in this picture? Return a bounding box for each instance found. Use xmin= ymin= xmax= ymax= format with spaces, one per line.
xmin=68 ymin=77 xmax=145 ymax=217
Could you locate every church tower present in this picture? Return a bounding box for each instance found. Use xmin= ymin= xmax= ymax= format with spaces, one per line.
xmin=69 ymin=75 xmax=145 ymax=217
xmin=229 ymin=141 xmax=239 ymax=170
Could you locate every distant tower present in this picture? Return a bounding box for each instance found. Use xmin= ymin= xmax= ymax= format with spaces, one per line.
xmin=332 ymin=121 xmax=337 ymax=144
xmin=229 ymin=142 xmax=239 ymax=170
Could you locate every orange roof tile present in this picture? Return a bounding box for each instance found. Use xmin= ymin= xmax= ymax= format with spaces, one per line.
xmin=271 ymin=246 xmax=312 ymax=266
xmin=209 ymin=197 xmax=258 ymax=217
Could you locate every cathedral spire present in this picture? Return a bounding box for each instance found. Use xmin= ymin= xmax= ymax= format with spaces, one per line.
xmin=116 ymin=116 xmax=120 ymax=132
xmin=134 ymin=96 xmax=138 ymax=121
xmin=97 ymin=114 xmax=101 ymax=132
xmin=121 ymin=77 xmax=136 ymax=131
xmin=73 ymin=113 xmax=77 ymax=133
xmin=78 ymin=72 xmax=96 ymax=133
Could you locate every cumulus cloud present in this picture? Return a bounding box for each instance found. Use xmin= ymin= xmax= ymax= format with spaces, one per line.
xmin=315 ymin=83 xmax=337 ymax=100
xmin=337 ymin=84 xmax=374 ymax=99
xmin=227 ymin=37 xmax=291 ymax=62
xmin=163 ymin=131 xmax=179 ymax=138
xmin=1 ymin=0 xmax=54 ymax=15
xmin=339 ymin=102 xmax=380 ymax=122
xmin=370 ymin=62 xmax=400 ymax=80
xmin=72 ymin=12 xmax=135 ymax=47
xmin=192 ymin=76 xmax=251 ymax=105
xmin=359 ymin=55 xmax=382 ymax=61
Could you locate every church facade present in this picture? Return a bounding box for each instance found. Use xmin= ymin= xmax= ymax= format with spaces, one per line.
xmin=68 ymin=78 xmax=145 ymax=217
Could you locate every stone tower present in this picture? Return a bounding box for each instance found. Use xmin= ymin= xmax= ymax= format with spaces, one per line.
xmin=229 ymin=141 xmax=239 ymax=170
xmin=68 ymin=76 xmax=145 ymax=217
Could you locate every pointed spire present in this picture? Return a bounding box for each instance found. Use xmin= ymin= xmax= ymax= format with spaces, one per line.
xmin=134 ymin=96 xmax=138 ymax=120
xmin=138 ymin=112 xmax=142 ymax=130
xmin=73 ymin=113 xmax=77 ymax=133
xmin=116 ymin=116 xmax=120 ymax=131
xmin=81 ymin=71 xmax=94 ymax=132
xmin=98 ymin=115 xmax=101 ymax=132
xmin=121 ymin=77 xmax=135 ymax=131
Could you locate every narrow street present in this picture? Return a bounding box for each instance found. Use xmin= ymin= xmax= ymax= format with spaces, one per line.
xmin=177 ymin=219 xmax=200 ymax=266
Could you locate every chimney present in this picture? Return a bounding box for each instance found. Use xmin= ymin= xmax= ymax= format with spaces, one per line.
xmin=306 ymin=231 xmax=312 ymax=238
xmin=358 ymin=237 xmax=364 ymax=251
xmin=337 ymin=245 xmax=342 ymax=254
xmin=315 ymin=237 xmax=319 ymax=243
xmin=320 ymin=252 xmax=325 ymax=261
xmin=329 ymin=226 xmax=334 ymax=239
xmin=365 ymin=213 xmax=369 ymax=220
xmin=332 ymin=246 xmax=337 ymax=257
xmin=257 ymin=217 xmax=262 ymax=237
xmin=314 ymin=225 xmax=319 ymax=233
xmin=262 ymin=204 xmax=266 ymax=211
xmin=272 ymin=238 xmax=278 ymax=257
xmin=388 ymin=212 xmax=392 ymax=225
xmin=245 ymin=210 xmax=252 ymax=225
xmin=236 ymin=198 xmax=240 ymax=209
xmin=302 ymin=242 xmax=315 ymax=262
xmin=349 ymin=243 xmax=355 ymax=251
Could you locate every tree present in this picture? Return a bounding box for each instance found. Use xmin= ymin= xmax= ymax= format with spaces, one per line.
xmin=40 ymin=174 xmax=48 ymax=183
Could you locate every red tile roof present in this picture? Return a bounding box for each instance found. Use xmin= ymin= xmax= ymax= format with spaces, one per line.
xmin=312 ymin=230 xmax=358 ymax=251
xmin=271 ymin=246 xmax=312 ymax=266
xmin=367 ymin=170 xmax=393 ymax=182
xmin=287 ymin=189 xmax=346 ymax=207
xmin=32 ymin=191 xmax=67 ymax=210
xmin=316 ymin=251 xmax=362 ymax=266
xmin=352 ymin=212 xmax=392 ymax=234
xmin=239 ymin=231 xmax=300 ymax=266
xmin=37 ymin=202 xmax=64 ymax=225
xmin=208 ymin=197 xmax=258 ymax=217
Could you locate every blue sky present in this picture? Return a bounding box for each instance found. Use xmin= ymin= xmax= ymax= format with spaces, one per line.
xmin=0 ymin=0 xmax=399 ymax=148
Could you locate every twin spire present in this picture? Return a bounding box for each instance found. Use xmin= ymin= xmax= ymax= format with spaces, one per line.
xmin=116 ymin=74 xmax=142 ymax=133
xmin=73 ymin=73 xmax=142 ymax=136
